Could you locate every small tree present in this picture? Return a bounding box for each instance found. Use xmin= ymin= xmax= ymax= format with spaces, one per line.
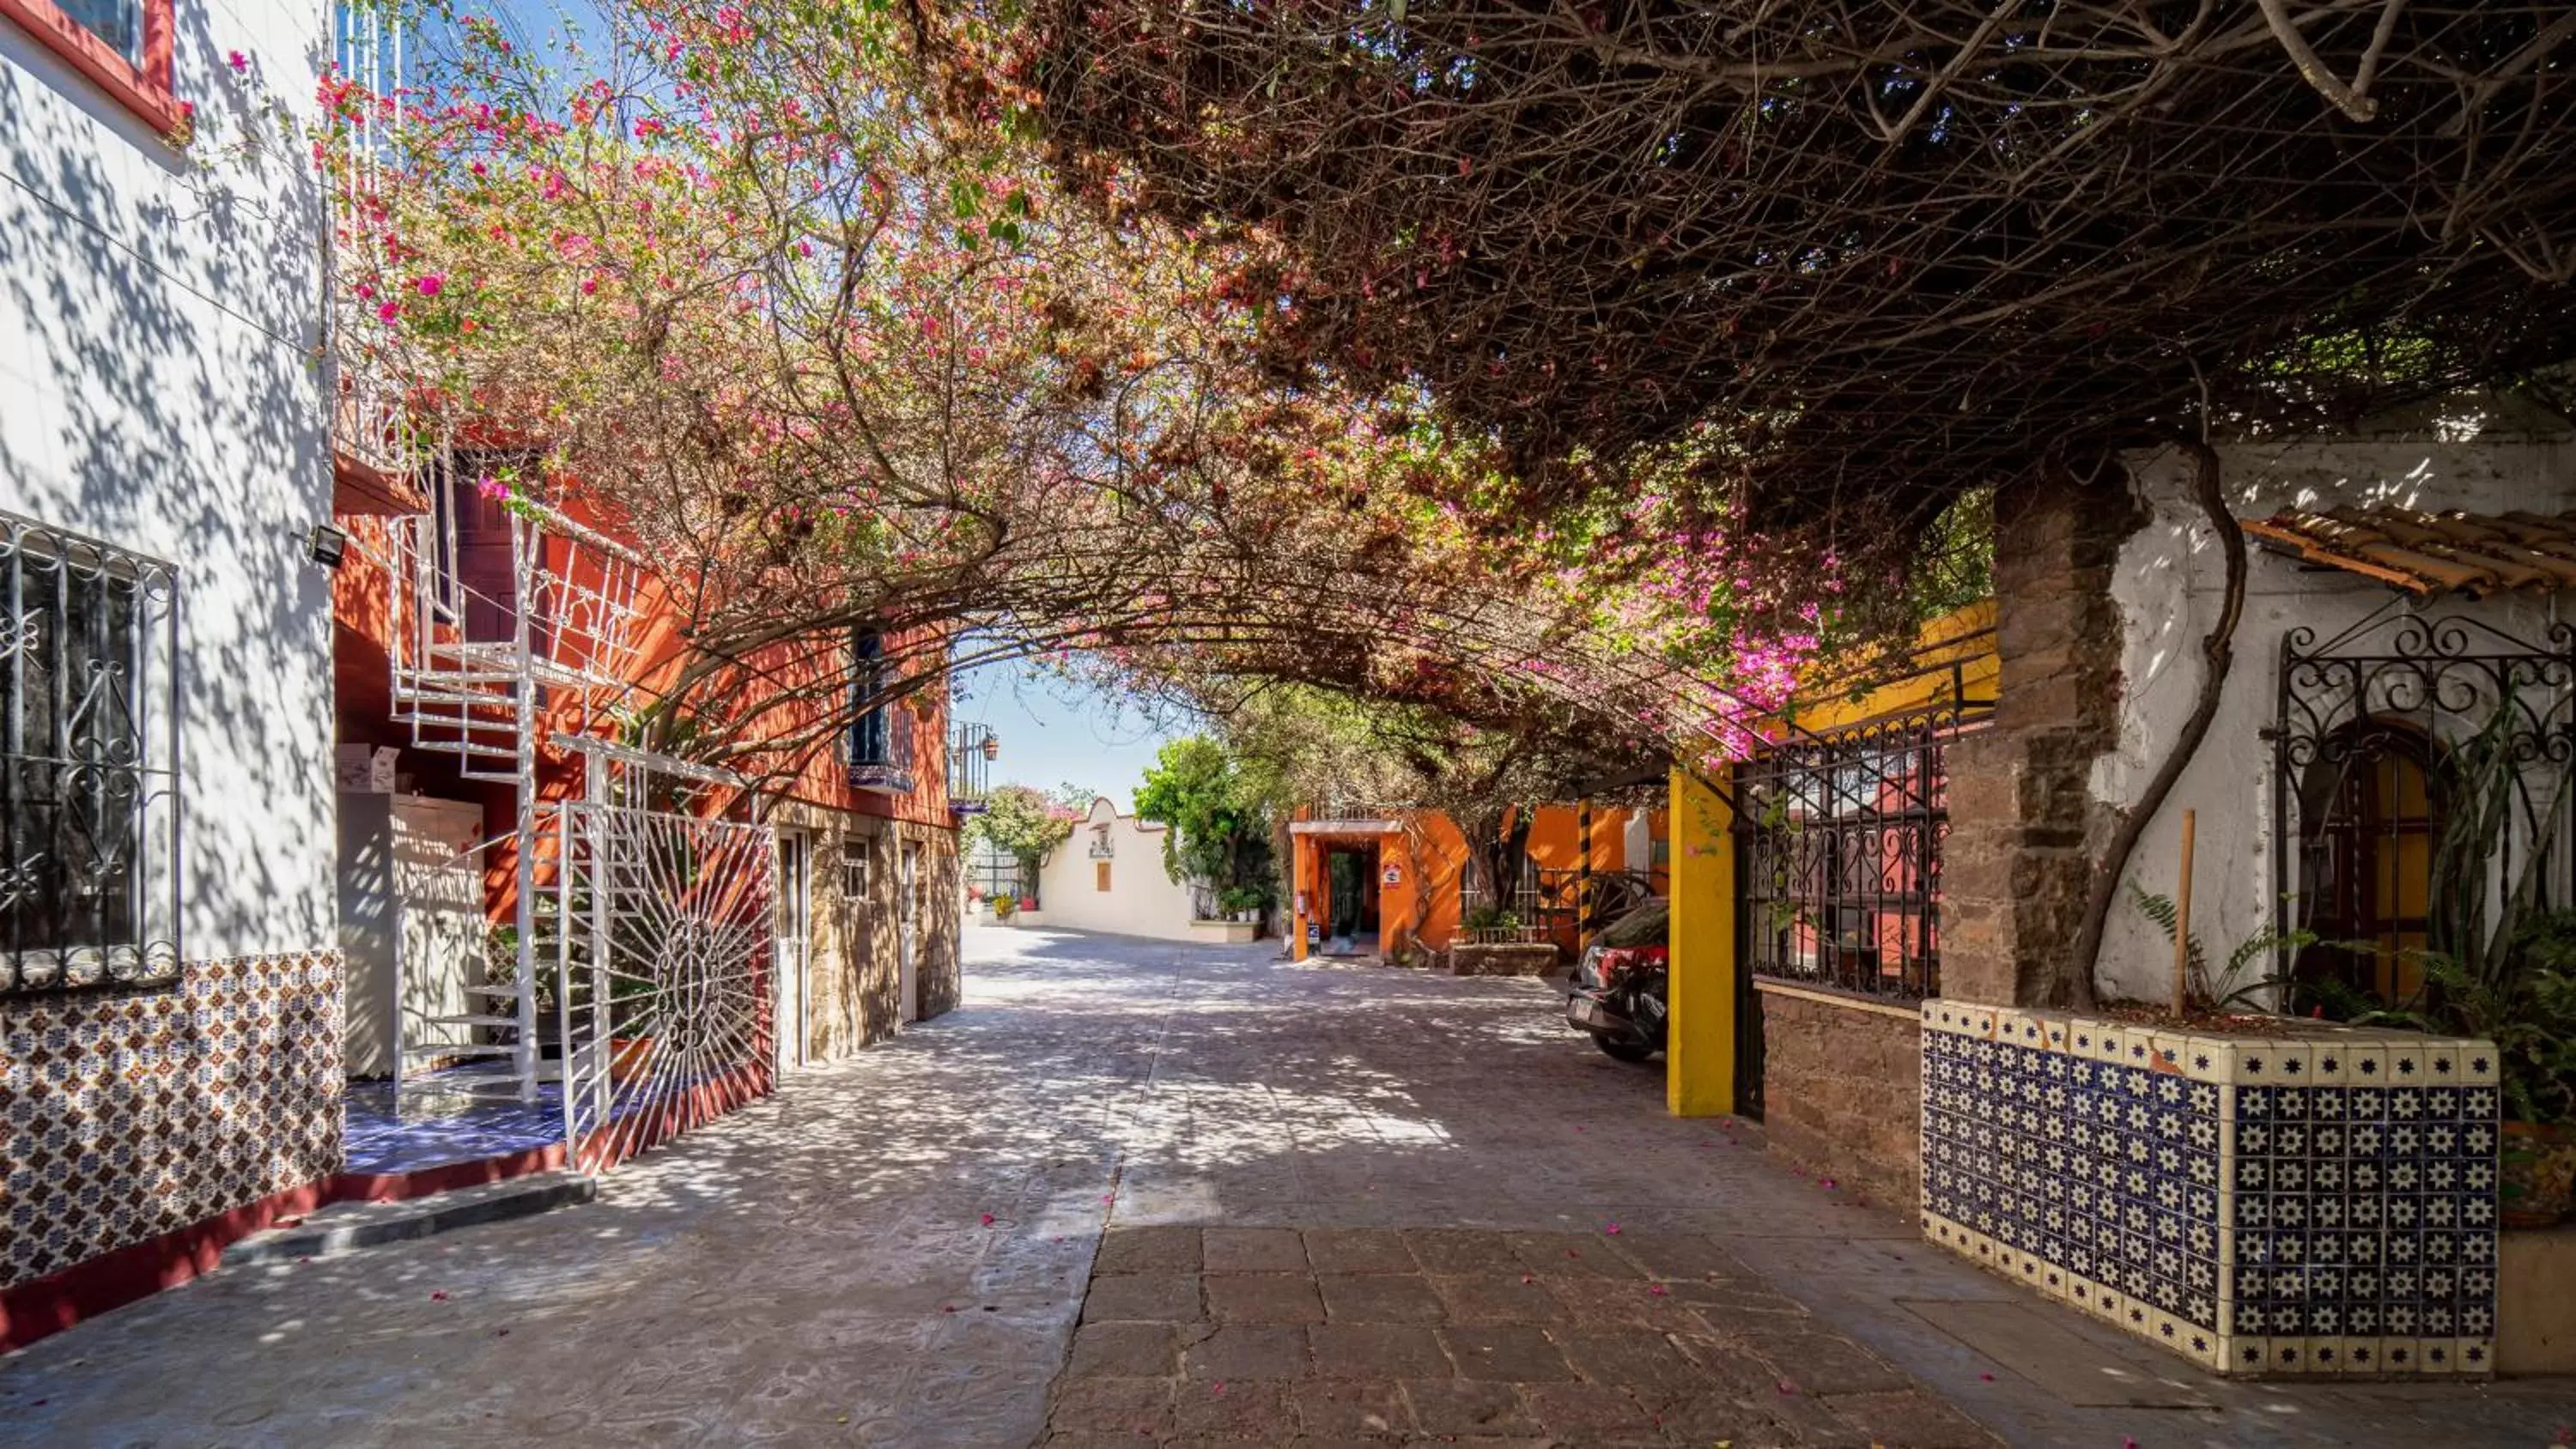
xmin=968 ymin=785 xmax=1075 ymax=900
xmin=1134 ymin=737 xmax=1273 ymax=903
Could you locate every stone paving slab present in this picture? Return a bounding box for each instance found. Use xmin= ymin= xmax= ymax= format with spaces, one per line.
xmin=1052 ymin=1226 xmax=1973 ymax=1446
xmin=3 ymin=925 xmax=2571 ymax=1448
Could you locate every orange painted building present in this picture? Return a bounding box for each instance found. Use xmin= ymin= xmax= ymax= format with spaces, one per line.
xmin=1288 ymin=803 xmax=1667 ymax=964
xmin=327 ymin=470 xmax=969 ymax=1079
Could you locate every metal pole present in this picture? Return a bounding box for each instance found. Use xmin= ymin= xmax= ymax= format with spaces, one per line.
xmin=513 ymin=516 xmax=540 ymax=1104
xmin=1577 ymin=797 xmax=1593 ymax=958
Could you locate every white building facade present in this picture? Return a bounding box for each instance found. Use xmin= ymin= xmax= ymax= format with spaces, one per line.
xmin=2097 ymin=398 xmax=2576 ymax=1005
xmin=2 ymin=0 xmax=341 ymax=1331
xmin=1032 ymin=797 xmax=1208 ymax=942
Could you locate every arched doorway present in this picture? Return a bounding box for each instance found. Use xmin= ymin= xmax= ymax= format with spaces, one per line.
xmin=2291 ymin=720 xmax=2443 ymax=1004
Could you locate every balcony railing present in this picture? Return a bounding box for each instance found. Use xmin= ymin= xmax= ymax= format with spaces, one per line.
xmin=949 ymin=723 xmax=994 ymax=812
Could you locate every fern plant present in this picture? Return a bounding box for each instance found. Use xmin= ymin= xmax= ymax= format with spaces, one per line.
xmin=2126 ymin=882 xmax=2317 ymax=1012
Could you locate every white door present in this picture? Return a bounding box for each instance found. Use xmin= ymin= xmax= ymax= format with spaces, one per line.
xmin=898 ymin=841 xmax=921 ymax=1024
xmin=774 ymin=830 xmax=811 ymax=1073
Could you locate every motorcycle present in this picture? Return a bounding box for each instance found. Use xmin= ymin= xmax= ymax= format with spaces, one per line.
xmin=1564 ymin=942 xmax=1668 ymax=1063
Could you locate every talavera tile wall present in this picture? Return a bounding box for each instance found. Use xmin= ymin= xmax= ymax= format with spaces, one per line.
xmin=1921 ymin=999 xmax=2499 ymax=1377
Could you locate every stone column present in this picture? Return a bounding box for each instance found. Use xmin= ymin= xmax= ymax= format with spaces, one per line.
xmin=1940 ymin=463 xmax=2146 ymax=1006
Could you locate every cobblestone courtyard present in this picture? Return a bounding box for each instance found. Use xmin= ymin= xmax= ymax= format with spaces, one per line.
xmin=3 ymin=926 xmax=2569 ymax=1446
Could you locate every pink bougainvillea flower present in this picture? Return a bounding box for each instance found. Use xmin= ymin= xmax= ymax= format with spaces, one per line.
xmin=1602 ymin=1222 xmax=1621 ymax=1235
xmin=979 ymin=1213 xmax=994 ymax=1227
xmin=475 ymin=474 xmax=507 ymax=500
xmin=1646 ymin=1283 xmax=1669 ymax=1298
xmin=416 ymin=274 xmax=444 ymax=297
xmin=429 ymin=1290 xmax=449 ymax=1301
xmin=226 ymin=50 xmax=249 ymax=74
xmin=376 ymin=301 xmax=399 ymax=323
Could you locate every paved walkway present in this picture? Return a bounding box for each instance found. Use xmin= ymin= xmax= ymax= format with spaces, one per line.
xmin=3 ymin=926 xmax=2568 ymax=1446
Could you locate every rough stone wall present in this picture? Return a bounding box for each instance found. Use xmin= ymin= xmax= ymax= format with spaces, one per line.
xmin=1941 ymin=464 xmax=2147 ymax=1007
xmin=1449 ymin=943 xmax=1558 ymax=977
xmin=798 ymin=811 xmax=963 ymax=1061
xmin=1 ymin=952 xmax=343 ymax=1289
xmin=1757 ymin=989 xmax=1921 ymax=1210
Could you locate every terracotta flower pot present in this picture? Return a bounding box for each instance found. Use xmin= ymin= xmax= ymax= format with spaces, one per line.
xmin=2500 ymin=1119 xmax=2576 ymax=1228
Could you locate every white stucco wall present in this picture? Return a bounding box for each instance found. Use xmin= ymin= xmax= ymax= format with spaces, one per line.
xmin=2 ymin=3 xmax=334 ymax=959
xmin=1033 ymin=797 xmax=1202 ymax=942
xmin=2094 ymin=398 xmax=2576 ymax=1002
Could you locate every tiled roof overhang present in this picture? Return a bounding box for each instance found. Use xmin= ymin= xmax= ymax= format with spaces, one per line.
xmin=2239 ymin=506 xmax=2576 ymax=598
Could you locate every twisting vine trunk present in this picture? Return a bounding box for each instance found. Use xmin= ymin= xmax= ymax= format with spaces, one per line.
xmin=2068 ymin=440 xmax=2246 ymax=1012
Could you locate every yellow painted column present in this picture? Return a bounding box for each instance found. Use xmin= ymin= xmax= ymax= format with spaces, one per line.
xmin=1667 ymin=766 xmax=1736 ymax=1117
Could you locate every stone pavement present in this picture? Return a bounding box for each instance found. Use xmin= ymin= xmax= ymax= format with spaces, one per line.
xmin=1049 ymin=1224 xmax=1996 ymax=1446
xmin=3 ymin=925 xmax=2570 ymax=1447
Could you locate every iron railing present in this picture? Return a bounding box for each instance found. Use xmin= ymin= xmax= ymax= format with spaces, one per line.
xmin=968 ymin=843 xmax=1030 ymax=905
xmin=950 ymin=723 xmax=994 ymax=811
xmin=2275 ymin=614 xmax=2576 ymax=1006
xmin=0 ymin=511 xmax=182 ymax=993
xmin=1733 ymin=706 xmax=1971 ymax=999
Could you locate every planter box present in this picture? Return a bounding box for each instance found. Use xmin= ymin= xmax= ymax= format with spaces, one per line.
xmin=1921 ymin=999 xmax=2500 ymax=1378
xmin=1009 ymin=911 xmax=1046 ymax=928
xmin=1450 ymin=943 xmax=1558 ymax=978
xmin=1190 ymin=919 xmax=1258 ymax=944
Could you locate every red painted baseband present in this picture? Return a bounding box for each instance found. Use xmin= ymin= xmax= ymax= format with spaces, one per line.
xmin=0 ymin=1143 xmax=565 ymax=1354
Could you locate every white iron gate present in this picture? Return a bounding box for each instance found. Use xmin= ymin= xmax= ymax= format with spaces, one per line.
xmin=542 ymin=796 xmax=778 ymax=1172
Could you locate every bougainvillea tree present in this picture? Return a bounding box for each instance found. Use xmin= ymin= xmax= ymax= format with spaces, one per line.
xmin=316 ymin=0 xmax=1898 ymax=785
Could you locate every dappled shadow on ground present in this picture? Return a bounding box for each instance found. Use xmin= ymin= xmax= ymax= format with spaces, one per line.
xmin=3 ymin=927 xmax=2569 ymax=1447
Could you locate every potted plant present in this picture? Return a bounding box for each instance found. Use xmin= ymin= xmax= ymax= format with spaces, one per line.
xmin=2366 ymin=913 xmax=2576 ymax=1227
xmin=992 ymin=894 xmax=1018 ymax=923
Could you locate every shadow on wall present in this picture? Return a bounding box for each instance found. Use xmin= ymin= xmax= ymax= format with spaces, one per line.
xmin=1 ymin=13 xmax=336 ymax=961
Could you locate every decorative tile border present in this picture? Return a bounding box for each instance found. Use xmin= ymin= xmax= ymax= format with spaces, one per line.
xmin=1919 ymin=998 xmax=2498 ymax=1378
xmin=2 ymin=952 xmax=343 ymax=1288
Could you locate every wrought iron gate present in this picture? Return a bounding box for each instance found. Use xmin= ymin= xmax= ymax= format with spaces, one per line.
xmin=2274 ymin=614 xmax=2576 ymax=1006
xmin=539 ymin=753 xmax=779 ymax=1173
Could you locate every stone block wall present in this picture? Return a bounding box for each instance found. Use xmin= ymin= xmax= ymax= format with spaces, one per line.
xmin=791 ymin=809 xmax=963 ymax=1062
xmin=1756 ymin=985 xmax=1923 ymax=1210
xmin=1942 ymin=463 xmax=2146 ymax=1008
xmin=2 ymin=952 xmax=343 ymax=1290
xmin=1449 ymin=943 xmax=1559 ymax=977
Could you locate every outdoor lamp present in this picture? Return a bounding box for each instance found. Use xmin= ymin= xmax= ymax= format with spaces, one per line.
xmin=306 ymin=523 xmax=351 ymax=569
xmin=981 ymin=732 xmax=1001 ymax=761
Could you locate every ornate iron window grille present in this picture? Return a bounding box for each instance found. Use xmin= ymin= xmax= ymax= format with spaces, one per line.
xmin=1732 ymin=705 xmax=1971 ymax=1000
xmin=2273 ymin=614 xmax=2576 ymax=1006
xmin=0 ymin=510 xmax=181 ymax=994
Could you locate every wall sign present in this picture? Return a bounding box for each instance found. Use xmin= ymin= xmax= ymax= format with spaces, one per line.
xmin=1381 ymin=863 xmax=1402 ymax=885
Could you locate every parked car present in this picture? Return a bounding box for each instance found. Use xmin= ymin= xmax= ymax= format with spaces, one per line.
xmin=1564 ymin=901 xmax=1668 ymax=1063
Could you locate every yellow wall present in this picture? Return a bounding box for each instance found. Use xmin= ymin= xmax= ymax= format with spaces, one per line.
xmin=1662 ymin=601 xmax=1998 ymax=1119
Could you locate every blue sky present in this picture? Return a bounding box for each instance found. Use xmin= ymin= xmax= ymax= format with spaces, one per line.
xmin=951 ymin=662 xmax=1188 ymax=811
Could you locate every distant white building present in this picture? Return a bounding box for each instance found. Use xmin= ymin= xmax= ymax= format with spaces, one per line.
xmin=1033 ymin=797 xmax=1249 ymax=942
